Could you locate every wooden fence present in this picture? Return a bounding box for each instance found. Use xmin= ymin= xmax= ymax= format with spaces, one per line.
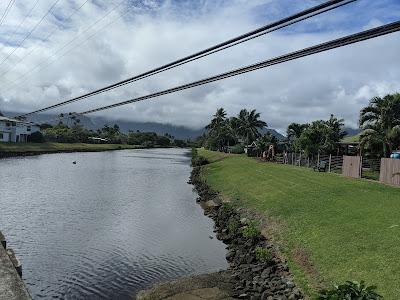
xmin=273 ymin=153 xmax=399 ymax=186
xmin=342 ymin=156 xmax=361 ymax=178
xmin=380 ymin=158 xmax=400 ymax=186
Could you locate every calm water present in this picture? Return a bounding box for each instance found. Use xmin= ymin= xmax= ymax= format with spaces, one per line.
xmin=0 ymin=148 xmax=227 ymax=299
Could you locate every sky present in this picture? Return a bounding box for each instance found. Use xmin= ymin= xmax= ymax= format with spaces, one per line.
xmin=0 ymin=0 xmax=399 ymax=133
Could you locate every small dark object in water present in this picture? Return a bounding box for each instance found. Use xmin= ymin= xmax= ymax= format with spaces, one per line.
xmin=72 ymin=161 xmax=77 ymax=164
xmin=209 ymin=236 xmax=214 ymax=239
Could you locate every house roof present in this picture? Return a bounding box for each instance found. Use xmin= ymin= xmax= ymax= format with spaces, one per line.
xmin=0 ymin=116 xmax=23 ymax=123
xmin=0 ymin=116 xmax=39 ymax=126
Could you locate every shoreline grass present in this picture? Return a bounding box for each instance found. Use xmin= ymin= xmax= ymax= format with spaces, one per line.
xmin=0 ymin=142 xmax=143 ymax=153
xmin=198 ymin=149 xmax=400 ymax=299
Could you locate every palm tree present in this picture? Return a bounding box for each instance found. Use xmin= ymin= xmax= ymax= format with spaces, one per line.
xmin=287 ymin=123 xmax=308 ymax=141
xmin=231 ymin=109 xmax=267 ymax=145
xmin=206 ymin=108 xmax=227 ymax=132
xmin=255 ymin=133 xmax=276 ymax=156
xmin=323 ymin=114 xmax=347 ymax=153
xmin=359 ymin=93 xmax=400 ymax=157
xmin=206 ymin=108 xmax=228 ymax=151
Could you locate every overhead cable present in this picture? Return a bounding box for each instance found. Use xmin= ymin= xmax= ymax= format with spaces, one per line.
xmin=17 ymin=0 xmax=356 ymax=118
xmin=76 ymin=21 xmax=400 ymax=115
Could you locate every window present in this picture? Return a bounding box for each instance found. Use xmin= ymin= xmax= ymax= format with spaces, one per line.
xmin=6 ymin=122 xmax=10 ymax=127
xmin=27 ymin=126 xmax=31 ymax=132
xmin=0 ymin=133 xmax=3 ymax=139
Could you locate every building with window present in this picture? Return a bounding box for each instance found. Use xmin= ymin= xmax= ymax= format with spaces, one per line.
xmin=0 ymin=116 xmax=41 ymax=143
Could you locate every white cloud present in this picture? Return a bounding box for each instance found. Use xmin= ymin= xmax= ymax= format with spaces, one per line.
xmin=0 ymin=0 xmax=399 ymax=133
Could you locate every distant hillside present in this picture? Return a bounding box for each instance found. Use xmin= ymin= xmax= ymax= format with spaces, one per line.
xmin=343 ymin=127 xmax=361 ymax=136
xmin=5 ymin=112 xmax=204 ymax=139
xmin=261 ymin=128 xmax=285 ymax=140
xmin=4 ymin=111 xmax=286 ymax=140
xmin=341 ymin=127 xmax=361 ymax=143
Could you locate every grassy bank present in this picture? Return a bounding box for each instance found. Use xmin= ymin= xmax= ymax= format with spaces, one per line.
xmin=198 ymin=149 xmax=400 ymax=299
xmin=0 ymin=142 xmax=142 ymax=153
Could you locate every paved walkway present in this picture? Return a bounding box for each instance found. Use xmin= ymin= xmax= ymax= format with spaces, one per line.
xmin=0 ymin=243 xmax=31 ymax=300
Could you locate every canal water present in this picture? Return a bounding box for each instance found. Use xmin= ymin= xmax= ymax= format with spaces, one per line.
xmin=0 ymin=149 xmax=228 ymax=299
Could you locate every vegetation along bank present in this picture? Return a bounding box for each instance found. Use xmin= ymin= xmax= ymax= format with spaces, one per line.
xmin=0 ymin=142 xmax=145 ymax=158
xmin=196 ymin=149 xmax=399 ymax=299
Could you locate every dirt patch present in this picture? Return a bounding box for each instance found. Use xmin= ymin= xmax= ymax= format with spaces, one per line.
xmin=292 ymin=247 xmax=324 ymax=290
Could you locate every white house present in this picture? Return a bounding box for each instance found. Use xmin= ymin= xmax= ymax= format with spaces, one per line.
xmin=0 ymin=116 xmax=41 ymax=143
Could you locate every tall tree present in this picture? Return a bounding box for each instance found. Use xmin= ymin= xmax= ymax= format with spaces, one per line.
xmin=205 ymin=108 xmax=228 ymax=151
xmin=359 ymin=93 xmax=400 ymax=157
xmin=206 ymin=108 xmax=227 ymax=132
xmin=287 ymin=123 xmax=308 ymax=141
xmin=324 ymin=114 xmax=347 ymax=153
xmin=231 ymin=109 xmax=267 ymax=145
xmin=296 ymin=114 xmax=346 ymax=156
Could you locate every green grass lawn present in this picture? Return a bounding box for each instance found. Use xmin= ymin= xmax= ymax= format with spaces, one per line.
xmin=0 ymin=142 xmax=141 ymax=153
xmin=199 ymin=149 xmax=400 ymax=299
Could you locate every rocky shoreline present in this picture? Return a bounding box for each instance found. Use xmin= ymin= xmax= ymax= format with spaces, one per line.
xmin=137 ymin=162 xmax=304 ymax=300
xmin=188 ymin=165 xmax=304 ymax=300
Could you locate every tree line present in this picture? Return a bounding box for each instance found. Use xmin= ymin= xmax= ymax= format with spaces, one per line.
xmin=200 ymin=92 xmax=400 ymax=158
xmin=31 ymin=123 xmax=191 ymax=147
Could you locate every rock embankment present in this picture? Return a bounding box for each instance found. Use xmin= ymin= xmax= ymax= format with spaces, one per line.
xmin=137 ymin=164 xmax=304 ymax=300
xmin=189 ymin=166 xmax=304 ymax=300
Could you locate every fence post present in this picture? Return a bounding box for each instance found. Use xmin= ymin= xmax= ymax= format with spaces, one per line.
xmin=292 ymin=153 xmax=294 ymax=165
xmin=317 ymin=152 xmax=320 ymax=166
xmin=299 ymin=153 xmax=301 ymax=167
xmin=328 ymin=154 xmax=332 ymax=172
xmin=307 ymin=157 xmax=310 ymax=168
xmin=359 ymin=156 xmax=363 ymax=178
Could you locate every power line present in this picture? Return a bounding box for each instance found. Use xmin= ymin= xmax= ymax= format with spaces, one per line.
xmin=0 ymin=0 xmax=16 ymax=27
xmin=3 ymin=0 xmax=124 ymax=90
xmin=0 ymin=0 xmax=40 ymax=49
xmin=76 ymin=21 xmax=400 ymax=115
xmin=0 ymin=0 xmax=61 ymax=69
xmin=17 ymin=0 xmax=356 ymax=118
xmin=0 ymin=0 xmax=88 ymax=78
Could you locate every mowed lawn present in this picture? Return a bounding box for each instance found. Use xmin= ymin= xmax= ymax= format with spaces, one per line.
xmin=199 ymin=149 xmax=400 ymax=299
xmin=0 ymin=142 xmax=141 ymax=153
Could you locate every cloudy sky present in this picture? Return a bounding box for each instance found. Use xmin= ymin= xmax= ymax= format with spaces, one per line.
xmin=0 ymin=0 xmax=399 ymax=133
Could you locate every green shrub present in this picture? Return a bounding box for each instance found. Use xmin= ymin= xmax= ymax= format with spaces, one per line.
xmin=191 ymin=148 xmax=209 ymax=166
xmin=228 ymin=218 xmax=240 ymax=234
xmin=192 ymin=155 xmax=209 ymax=167
xmin=28 ymin=131 xmax=45 ymax=143
xmin=255 ymin=246 xmax=272 ymax=262
xmin=317 ymin=281 xmax=382 ymax=300
xmin=231 ymin=144 xmax=245 ymax=154
xmin=191 ymin=148 xmax=198 ymax=158
xmin=242 ymin=221 xmax=260 ymax=239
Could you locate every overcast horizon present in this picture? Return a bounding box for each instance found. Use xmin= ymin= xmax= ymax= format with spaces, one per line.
xmin=0 ymin=0 xmax=399 ymax=133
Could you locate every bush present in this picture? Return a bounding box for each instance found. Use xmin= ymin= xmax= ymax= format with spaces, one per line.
xmin=193 ymin=156 xmax=209 ymax=166
xmin=141 ymin=141 xmax=154 ymax=148
xmin=255 ymin=247 xmax=272 ymax=262
xmin=28 ymin=131 xmax=45 ymax=143
xmin=228 ymin=218 xmax=240 ymax=234
xmin=242 ymin=221 xmax=260 ymax=240
xmin=231 ymin=144 xmax=245 ymax=154
xmin=317 ymin=281 xmax=382 ymax=300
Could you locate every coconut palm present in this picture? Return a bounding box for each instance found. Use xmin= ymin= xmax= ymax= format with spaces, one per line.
xmin=206 ymin=108 xmax=227 ymax=132
xmin=359 ymin=93 xmax=400 ymax=157
xmin=231 ymin=109 xmax=267 ymax=145
xmin=206 ymin=108 xmax=229 ymax=151
xmin=287 ymin=123 xmax=308 ymax=141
